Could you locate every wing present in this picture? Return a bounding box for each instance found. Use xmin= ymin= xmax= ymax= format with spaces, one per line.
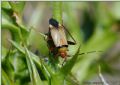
xmin=58 ymin=26 xmax=68 ymax=46
xmin=62 ymin=25 xmax=76 ymax=45
xmin=50 ymin=27 xmax=61 ymax=47
xmin=50 ymin=26 xmax=68 ymax=47
xmin=67 ymin=41 xmax=76 ymax=45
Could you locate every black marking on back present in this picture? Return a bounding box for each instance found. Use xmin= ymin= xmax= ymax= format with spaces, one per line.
xmin=57 ymin=45 xmax=68 ymax=48
xmin=49 ymin=18 xmax=59 ymax=28
xmin=67 ymin=41 xmax=76 ymax=45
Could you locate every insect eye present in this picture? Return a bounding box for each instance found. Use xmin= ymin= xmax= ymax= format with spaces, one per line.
xmin=49 ymin=18 xmax=59 ymax=28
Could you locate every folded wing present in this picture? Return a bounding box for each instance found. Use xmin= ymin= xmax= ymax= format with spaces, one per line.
xmin=50 ymin=26 xmax=68 ymax=47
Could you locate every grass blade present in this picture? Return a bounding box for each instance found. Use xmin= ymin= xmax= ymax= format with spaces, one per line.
xmin=2 ymin=69 xmax=14 ymax=85
xmin=24 ymin=47 xmax=43 ymax=85
xmin=61 ymin=45 xmax=81 ymax=75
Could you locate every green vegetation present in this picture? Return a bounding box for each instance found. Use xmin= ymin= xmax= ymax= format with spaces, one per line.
xmin=1 ymin=1 xmax=120 ymax=85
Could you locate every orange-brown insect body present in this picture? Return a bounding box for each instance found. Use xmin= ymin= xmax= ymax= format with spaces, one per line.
xmin=58 ymin=47 xmax=68 ymax=58
xmin=47 ymin=30 xmax=68 ymax=59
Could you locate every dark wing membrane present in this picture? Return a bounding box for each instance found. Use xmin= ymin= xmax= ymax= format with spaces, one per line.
xmin=67 ymin=41 xmax=76 ymax=45
xmin=50 ymin=26 xmax=68 ymax=47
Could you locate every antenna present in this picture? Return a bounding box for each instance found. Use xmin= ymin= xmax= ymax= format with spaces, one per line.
xmin=78 ymin=51 xmax=103 ymax=55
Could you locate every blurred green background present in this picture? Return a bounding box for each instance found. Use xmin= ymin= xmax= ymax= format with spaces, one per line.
xmin=1 ymin=1 xmax=120 ymax=85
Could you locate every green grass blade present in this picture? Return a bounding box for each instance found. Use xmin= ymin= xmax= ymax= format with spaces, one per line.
xmin=2 ymin=1 xmax=11 ymax=9
xmin=2 ymin=69 xmax=14 ymax=85
xmin=9 ymin=39 xmax=41 ymax=67
xmin=9 ymin=40 xmax=53 ymax=84
xmin=61 ymin=45 xmax=80 ymax=75
xmin=24 ymin=47 xmax=43 ymax=85
xmin=9 ymin=1 xmax=25 ymax=15
xmin=52 ymin=2 xmax=62 ymax=24
xmin=2 ymin=10 xmax=22 ymax=43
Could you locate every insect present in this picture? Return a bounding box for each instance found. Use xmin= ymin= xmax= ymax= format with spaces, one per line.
xmin=46 ymin=18 xmax=76 ymax=62
xmin=32 ymin=18 xmax=102 ymax=64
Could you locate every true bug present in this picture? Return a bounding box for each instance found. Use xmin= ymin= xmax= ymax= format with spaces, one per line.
xmin=32 ymin=18 xmax=102 ymax=64
xmin=47 ymin=18 xmax=76 ymax=61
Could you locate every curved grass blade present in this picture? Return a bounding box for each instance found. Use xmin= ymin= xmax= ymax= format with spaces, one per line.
xmin=40 ymin=60 xmax=53 ymax=85
xmin=9 ymin=1 xmax=25 ymax=15
xmin=2 ymin=1 xmax=11 ymax=9
xmin=60 ymin=45 xmax=81 ymax=75
xmin=9 ymin=40 xmax=53 ymax=84
xmin=2 ymin=69 xmax=14 ymax=85
xmin=2 ymin=47 xmax=15 ymax=82
xmin=65 ymin=73 xmax=80 ymax=85
xmin=9 ymin=39 xmax=42 ymax=67
xmin=2 ymin=10 xmax=22 ymax=43
xmin=24 ymin=47 xmax=43 ymax=85
xmin=51 ymin=72 xmax=64 ymax=85
xmin=50 ymin=45 xmax=81 ymax=85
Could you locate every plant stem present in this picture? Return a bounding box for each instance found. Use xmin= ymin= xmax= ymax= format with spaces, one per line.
xmin=52 ymin=2 xmax=62 ymax=24
xmin=98 ymin=65 xmax=109 ymax=85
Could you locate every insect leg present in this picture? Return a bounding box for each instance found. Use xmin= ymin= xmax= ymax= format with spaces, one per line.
xmin=62 ymin=57 xmax=67 ymax=66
